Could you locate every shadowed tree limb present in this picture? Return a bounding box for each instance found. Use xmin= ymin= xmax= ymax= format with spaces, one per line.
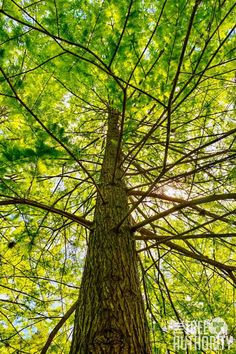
xmin=0 ymin=198 xmax=92 ymax=229
xmin=128 ymin=190 xmax=236 ymax=226
xmin=108 ymin=0 xmax=134 ymax=68
xmin=136 ymin=229 xmax=236 ymax=241
xmin=137 ymin=229 xmax=236 ymax=281
xmin=41 ymin=301 xmax=78 ymax=354
xmin=132 ymin=193 xmax=236 ymax=231
xmin=163 ymin=0 xmax=200 ymax=171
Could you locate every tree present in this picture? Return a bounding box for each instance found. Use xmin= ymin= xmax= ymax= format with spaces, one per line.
xmin=0 ymin=0 xmax=235 ymax=352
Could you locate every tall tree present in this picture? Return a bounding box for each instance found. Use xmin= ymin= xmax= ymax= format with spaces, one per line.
xmin=0 ymin=0 xmax=235 ymax=353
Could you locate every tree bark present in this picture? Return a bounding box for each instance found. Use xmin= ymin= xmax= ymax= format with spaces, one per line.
xmin=70 ymin=109 xmax=151 ymax=353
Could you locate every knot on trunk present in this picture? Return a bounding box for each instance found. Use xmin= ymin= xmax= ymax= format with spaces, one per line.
xmin=94 ymin=327 xmax=125 ymax=349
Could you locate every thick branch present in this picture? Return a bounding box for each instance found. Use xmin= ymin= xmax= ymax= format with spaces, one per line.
xmin=132 ymin=193 xmax=236 ymax=231
xmin=165 ymin=240 xmax=236 ymax=274
xmin=128 ymin=190 xmax=236 ymax=226
xmin=137 ymin=229 xmax=236 ymax=277
xmin=136 ymin=228 xmax=236 ymax=241
xmin=0 ymin=198 xmax=92 ymax=229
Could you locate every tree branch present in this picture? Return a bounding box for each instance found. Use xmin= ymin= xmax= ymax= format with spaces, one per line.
xmin=128 ymin=190 xmax=236 ymax=226
xmin=163 ymin=0 xmax=200 ymax=171
xmin=136 ymin=228 xmax=236 ymax=241
xmin=137 ymin=229 xmax=236 ymax=279
xmin=109 ymin=0 xmax=133 ymax=68
xmin=132 ymin=193 xmax=236 ymax=231
xmin=41 ymin=301 xmax=78 ymax=354
xmin=0 ymin=198 xmax=92 ymax=229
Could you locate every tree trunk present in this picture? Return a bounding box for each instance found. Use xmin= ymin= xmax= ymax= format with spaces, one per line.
xmin=70 ymin=109 xmax=151 ymax=353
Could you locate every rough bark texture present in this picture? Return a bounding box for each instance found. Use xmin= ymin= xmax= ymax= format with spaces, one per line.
xmin=70 ymin=110 xmax=151 ymax=353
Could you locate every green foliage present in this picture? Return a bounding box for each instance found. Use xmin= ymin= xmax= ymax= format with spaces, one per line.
xmin=0 ymin=0 xmax=235 ymax=352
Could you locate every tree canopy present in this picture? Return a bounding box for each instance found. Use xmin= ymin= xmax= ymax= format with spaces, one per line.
xmin=0 ymin=0 xmax=235 ymax=353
